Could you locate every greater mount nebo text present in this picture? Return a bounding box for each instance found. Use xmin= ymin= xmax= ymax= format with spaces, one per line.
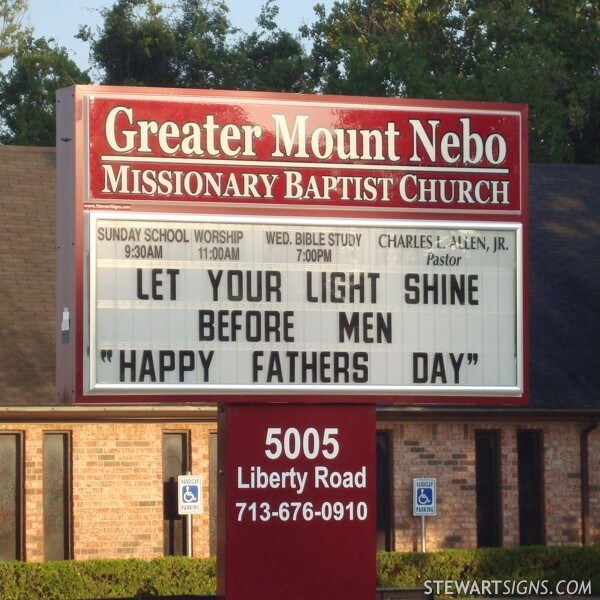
xmin=104 ymin=106 xmax=508 ymax=165
xmin=100 ymin=106 xmax=512 ymax=205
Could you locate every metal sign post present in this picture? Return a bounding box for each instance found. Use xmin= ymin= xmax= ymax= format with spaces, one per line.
xmin=187 ymin=515 xmax=192 ymax=558
xmin=178 ymin=474 xmax=203 ymax=557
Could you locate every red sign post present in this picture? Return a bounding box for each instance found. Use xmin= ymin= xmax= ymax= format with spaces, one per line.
xmin=218 ymin=404 xmax=376 ymax=599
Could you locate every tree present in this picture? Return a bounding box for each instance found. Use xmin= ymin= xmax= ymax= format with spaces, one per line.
xmin=0 ymin=0 xmax=29 ymax=61
xmin=231 ymin=0 xmax=313 ymax=93
xmin=79 ymin=0 xmax=246 ymax=88
xmin=170 ymin=0 xmax=237 ymax=88
xmin=303 ymin=0 xmax=462 ymax=97
xmin=80 ymin=0 xmax=313 ymax=93
xmin=78 ymin=0 xmax=179 ymax=86
xmin=0 ymin=36 xmax=90 ymax=145
xmin=305 ymin=0 xmax=600 ymax=163
xmin=452 ymin=0 xmax=600 ymax=162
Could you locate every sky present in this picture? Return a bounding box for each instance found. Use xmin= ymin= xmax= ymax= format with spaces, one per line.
xmin=24 ymin=0 xmax=335 ymax=79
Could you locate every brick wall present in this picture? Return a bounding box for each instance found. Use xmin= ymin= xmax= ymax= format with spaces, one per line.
xmin=382 ymin=421 xmax=478 ymax=551
xmin=1 ymin=416 xmax=597 ymax=561
xmin=74 ymin=423 xmax=163 ymax=559
xmin=543 ymin=422 xmax=582 ymax=545
xmin=23 ymin=426 xmax=45 ymax=561
xmin=589 ymin=426 xmax=600 ymax=544
xmin=2 ymin=421 xmax=215 ymax=562
xmin=379 ymin=419 xmax=593 ymax=551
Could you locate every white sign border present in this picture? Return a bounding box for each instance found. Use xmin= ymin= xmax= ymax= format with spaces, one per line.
xmin=84 ymin=212 xmax=523 ymax=397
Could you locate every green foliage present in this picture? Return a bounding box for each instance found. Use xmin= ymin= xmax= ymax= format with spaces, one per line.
xmin=231 ymin=0 xmax=313 ymax=93
xmin=0 ymin=0 xmax=597 ymax=161
xmin=0 ymin=0 xmax=30 ymax=60
xmin=377 ymin=545 xmax=600 ymax=594
xmin=304 ymin=0 xmax=600 ymax=163
xmin=0 ymin=548 xmax=598 ymax=598
xmin=77 ymin=0 xmax=179 ymax=86
xmin=0 ymin=557 xmax=217 ymax=599
xmin=0 ymin=36 xmax=90 ymax=145
xmin=80 ymin=0 xmax=313 ymax=92
xmin=170 ymin=0 xmax=236 ymax=88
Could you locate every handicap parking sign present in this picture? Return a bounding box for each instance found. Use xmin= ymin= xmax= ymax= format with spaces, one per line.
xmin=183 ymin=484 xmax=199 ymax=503
xmin=413 ymin=478 xmax=436 ymax=516
xmin=417 ymin=487 xmax=433 ymax=505
xmin=178 ymin=475 xmax=203 ymax=514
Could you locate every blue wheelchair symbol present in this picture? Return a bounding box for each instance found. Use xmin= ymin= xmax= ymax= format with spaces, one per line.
xmin=183 ymin=485 xmax=199 ymax=503
xmin=417 ymin=487 xmax=433 ymax=505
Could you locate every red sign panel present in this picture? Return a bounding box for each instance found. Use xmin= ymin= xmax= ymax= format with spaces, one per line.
xmin=56 ymin=86 xmax=528 ymax=405
xmin=84 ymin=90 xmax=526 ymax=216
xmin=218 ymin=404 xmax=376 ymax=599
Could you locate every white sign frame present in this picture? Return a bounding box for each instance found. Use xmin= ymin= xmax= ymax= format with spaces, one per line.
xmin=84 ymin=212 xmax=523 ymax=397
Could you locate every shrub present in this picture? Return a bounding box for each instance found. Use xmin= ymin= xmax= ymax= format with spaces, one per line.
xmin=0 ymin=547 xmax=597 ymax=598
xmin=0 ymin=556 xmax=216 ymax=599
xmin=377 ymin=545 xmax=600 ymax=594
